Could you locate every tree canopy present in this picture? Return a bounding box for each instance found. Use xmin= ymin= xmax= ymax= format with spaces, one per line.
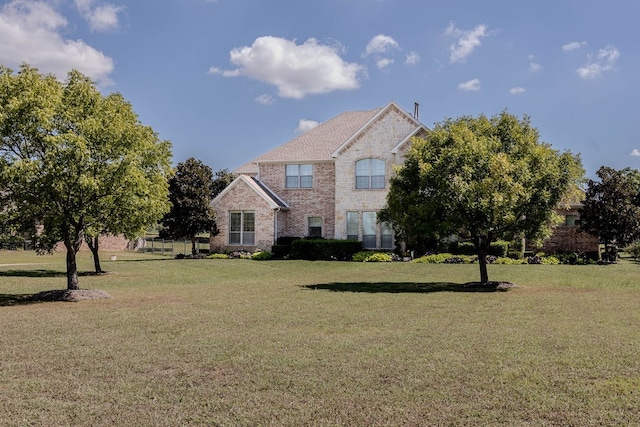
xmin=380 ymin=111 xmax=583 ymax=284
xmin=579 ymin=166 xmax=640 ymax=255
xmin=0 ymin=64 xmax=172 ymax=289
xmin=159 ymin=157 xmax=218 ymax=256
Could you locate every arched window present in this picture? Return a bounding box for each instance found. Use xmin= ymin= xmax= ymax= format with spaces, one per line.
xmin=355 ymin=158 xmax=385 ymax=189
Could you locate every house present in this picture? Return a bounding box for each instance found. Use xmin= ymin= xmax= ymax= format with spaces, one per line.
xmin=539 ymin=204 xmax=600 ymax=254
xmin=210 ymin=101 xmax=428 ymax=253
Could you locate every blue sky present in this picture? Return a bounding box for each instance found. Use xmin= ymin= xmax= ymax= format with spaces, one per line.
xmin=1 ymin=0 xmax=639 ymax=178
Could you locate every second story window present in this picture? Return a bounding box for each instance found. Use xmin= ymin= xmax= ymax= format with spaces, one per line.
xmin=355 ymin=158 xmax=385 ymax=189
xmin=285 ymin=164 xmax=313 ymax=188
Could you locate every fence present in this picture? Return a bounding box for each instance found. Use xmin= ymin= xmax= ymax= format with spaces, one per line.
xmin=139 ymin=237 xmax=210 ymax=256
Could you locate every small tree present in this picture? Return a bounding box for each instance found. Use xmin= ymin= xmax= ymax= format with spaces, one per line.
xmin=160 ymin=158 xmax=218 ymax=256
xmin=579 ymin=166 xmax=640 ymax=259
xmin=381 ymin=111 xmax=583 ymax=284
xmin=0 ymin=64 xmax=172 ymax=289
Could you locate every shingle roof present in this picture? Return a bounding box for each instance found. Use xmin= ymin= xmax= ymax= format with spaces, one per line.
xmin=247 ymin=108 xmax=382 ymax=164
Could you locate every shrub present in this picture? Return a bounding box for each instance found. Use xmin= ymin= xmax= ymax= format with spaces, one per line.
xmin=251 ymin=251 xmax=272 ymax=261
xmin=414 ymin=253 xmax=454 ymax=264
xmin=363 ymin=252 xmax=392 ymax=262
xmin=624 ymin=241 xmax=640 ymax=260
xmin=541 ymin=256 xmax=560 ymax=265
xmin=289 ymin=239 xmax=363 ymax=261
xmin=207 ymin=253 xmax=229 ymax=259
xmin=353 ymin=251 xmax=375 ymax=262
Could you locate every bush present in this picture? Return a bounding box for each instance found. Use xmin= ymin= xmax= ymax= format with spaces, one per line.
xmin=207 ymin=253 xmax=229 ymax=259
xmin=625 ymin=241 xmax=640 ymax=260
xmin=352 ymin=251 xmax=375 ymax=262
xmin=289 ymin=239 xmax=363 ymax=261
xmin=251 ymin=251 xmax=272 ymax=260
xmin=363 ymin=252 xmax=393 ymax=262
xmin=446 ymin=240 xmax=509 ymax=257
xmin=414 ymin=253 xmax=454 ymax=264
xmin=541 ymin=256 xmax=560 ymax=265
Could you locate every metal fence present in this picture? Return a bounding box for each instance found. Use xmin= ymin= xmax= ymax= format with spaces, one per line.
xmin=140 ymin=237 xmax=210 ymax=256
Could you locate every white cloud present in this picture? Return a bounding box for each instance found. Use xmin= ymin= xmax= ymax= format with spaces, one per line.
xmin=375 ymin=58 xmax=394 ymax=69
xmin=255 ymin=94 xmax=275 ymax=105
xmin=218 ymin=36 xmax=365 ymax=99
xmin=296 ymin=119 xmax=320 ymax=134
xmin=510 ymin=87 xmax=525 ymax=95
xmin=458 ymin=78 xmax=480 ymax=91
xmin=405 ymin=51 xmax=420 ymax=65
xmin=577 ymin=45 xmax=620 ymax=79
xmin=528 ymin=54 xmax=541 ymax=72
xmin=445 ymin=22 xmax=489 ymax=64
xmin=364 ymin=34 xmax=399 ymax=56
xmin=630 ymin=149 xmax=640 ymax=157
xmin=0 ymin=0 xmax=114 ymax=84
xmin=562 ymin=41 xmax=587 ymax=52
xmin=363 ymin=34 xmax=400 ymax=70
xmin=75 ymin=0 xmax=124 ymax=32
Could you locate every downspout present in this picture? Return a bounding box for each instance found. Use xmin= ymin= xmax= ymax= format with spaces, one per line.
xmin=274 ymin=207 xmax=281 ymax=246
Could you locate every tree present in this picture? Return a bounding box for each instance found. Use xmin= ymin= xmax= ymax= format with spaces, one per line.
xmin=0 ymin=64 xmax=172 ymax=289
xmin=579 ymin=166 xmax=640 ymax=258
xmin=380 ymin=111 xmax=583 ymax=284
xmin=160 ymin=158 xmax=218 ymax=256
xmin=211 ymin=168 xmax=236 ymax=198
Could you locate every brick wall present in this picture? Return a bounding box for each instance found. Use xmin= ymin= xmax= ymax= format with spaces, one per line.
xmin=258 ymin=162 xmax=336 ymax=239
xmin=210 ymin=178 xmax=276 ymax=252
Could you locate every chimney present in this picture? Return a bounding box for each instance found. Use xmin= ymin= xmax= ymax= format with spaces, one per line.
xmin=413 ymin=102 xmax=419 ymax=120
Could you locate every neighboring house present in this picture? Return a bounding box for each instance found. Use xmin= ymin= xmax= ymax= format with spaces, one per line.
xmin=539 ymin=204 xmax=600 ymax=254
xmin=210 ymin=101 xmax=428 ymax=253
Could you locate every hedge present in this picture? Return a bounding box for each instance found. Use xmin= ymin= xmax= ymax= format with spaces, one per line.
xmin=289 ymin=239 xmax=363 ymax=261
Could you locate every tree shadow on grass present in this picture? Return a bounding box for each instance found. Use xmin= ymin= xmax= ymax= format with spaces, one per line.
xmin=0 ymin=293 xmax=39 ymax=306
xmin=0 ymin=270 xmax=109 ymax=278
xmin=303 ymin=281 xmax=514 ymax=294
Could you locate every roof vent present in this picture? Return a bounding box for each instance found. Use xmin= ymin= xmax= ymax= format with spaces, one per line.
xmin=413 ymin=102 xmax=419 ymax=120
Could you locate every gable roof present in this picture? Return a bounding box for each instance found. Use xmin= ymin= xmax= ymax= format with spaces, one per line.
xmin=233 ymin=101 xmax=424 ymax=173
xmin=248 ymin=108 xmax=382 ymax=165
xmin=212 ymin=175 xmax=289 ymax=210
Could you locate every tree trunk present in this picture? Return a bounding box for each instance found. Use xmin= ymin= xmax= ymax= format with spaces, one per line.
xmin=474 ymin=236 xmax=490 ymax=284
xmin=86 ymin=236 xmax=103 ymax=273
xmin=191 ymin=235 xmax=197 ymax=256
xmin=63 ymin=238 xmax=81 ymax=290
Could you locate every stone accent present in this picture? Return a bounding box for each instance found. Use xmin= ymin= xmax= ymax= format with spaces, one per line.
xmin=334 ymin=107 xmax=416 ymax=244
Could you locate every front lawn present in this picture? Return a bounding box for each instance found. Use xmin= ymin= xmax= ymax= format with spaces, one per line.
xmin=1 ymin=250 xmax=639 ymax=426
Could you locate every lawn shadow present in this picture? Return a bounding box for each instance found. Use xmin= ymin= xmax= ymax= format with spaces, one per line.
xmin=304 ymin=281 xmax=513 ymax=293
xmin=0 ymin=293 xmax=39 ymax=306
xmin=0 ymin=270 xmax=110 ymax=278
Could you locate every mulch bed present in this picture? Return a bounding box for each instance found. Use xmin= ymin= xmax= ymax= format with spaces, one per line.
xmin=462 ymin=281 xmax=517 ymax=291
xmin=29 ymin=289 xmax=112 ymax=302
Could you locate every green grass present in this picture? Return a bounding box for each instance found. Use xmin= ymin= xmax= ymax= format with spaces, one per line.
xmin=1 ymin=250 xmax=640 ymax=426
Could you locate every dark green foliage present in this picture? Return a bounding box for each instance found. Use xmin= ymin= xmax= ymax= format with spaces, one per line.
xmin=580 ymin=166 xmax=640 ymax=253
xmin=160 ymin=158 xmax=217 ymax=256
xmin=289 ymin=239 xmax=363 ymax=261
xmin=448 ymin=240 xmax=509 ymax=257
xmin=251 ymin=251 xmax=272 ymax=260
xmin=211 ymin=168 xmax=236 ymax=198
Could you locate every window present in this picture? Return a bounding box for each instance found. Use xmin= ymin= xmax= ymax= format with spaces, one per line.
xmin=286 ymin=164 xmax=313 ymax=188
xmin=308 ymin=217 xmax=322 ymax=237
xmin=355 ymin=158 xmax=385 ymax=189
xmin=381 ymin=222 xmax=393 ymax=249
xmin=565 ymin=214 xmax=579 ymax=227
xmin=229 ymin=211 xmax=255 ymax=245
xmin=362 ymin=212 xmax=377 ymax=248
xmin=347 ymin=212 xmax=359 ymax=241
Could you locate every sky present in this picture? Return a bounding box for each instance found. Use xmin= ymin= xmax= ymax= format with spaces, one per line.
xmin=1 ymin=0 xmax=639 ymax=178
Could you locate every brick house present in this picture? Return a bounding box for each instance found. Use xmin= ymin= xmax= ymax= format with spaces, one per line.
xmin=210 ymin=101 xmax=427 ymax=253
xmin=539 ymin=204 xmax=600 ymax=254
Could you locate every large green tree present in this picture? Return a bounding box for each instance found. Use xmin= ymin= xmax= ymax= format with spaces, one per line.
xmin=579 ymin=166 xmax=640 ymax=257
xmin=0 ymin=64 xmax=172 ymax=289
xmin=380 ymin=111 xmax=583 ymax=284
xmin=160 ymin=157 xmax=218 ymax=256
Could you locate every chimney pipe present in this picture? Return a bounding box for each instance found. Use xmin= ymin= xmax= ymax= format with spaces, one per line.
xmin=413 ymin=102 xmax=419 ymax=120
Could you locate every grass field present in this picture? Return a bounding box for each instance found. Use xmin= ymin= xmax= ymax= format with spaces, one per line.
xmin=1 ymin=250 xmax=639 ymax=426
